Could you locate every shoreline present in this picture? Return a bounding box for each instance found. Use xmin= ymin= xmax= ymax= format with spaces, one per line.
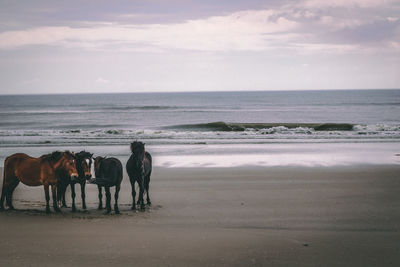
xmin=1 ymin=142 xmax=400 ymax=168
xmin=1 ymin=164 xmax=400 ymax=266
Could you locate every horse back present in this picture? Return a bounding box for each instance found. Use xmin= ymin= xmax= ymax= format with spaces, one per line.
xmin=4 ymin=153 xmax=44 ymax=186
xmin=99 ymin=157 xmax=123 ymax=184
xmin=105 ymin=157 xmax=123 ymax=173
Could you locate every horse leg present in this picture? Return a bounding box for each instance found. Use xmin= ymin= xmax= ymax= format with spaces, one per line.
xmin=71 ymin=183 xmax=76 ymax=212
xmin=56 ymin=183 xmax=62 ymax=207
xmin=57 ymin=183 xmax=64 ymax=208
xmin=61 ymin=183 xmax=68 ymax=208
xmin=51 ymin=184 xmax=61 ymax=212
xmin=104 ymin=186 xmax=111 ymax=214
xmin=138 ymin=178 xmax=145 ymax=211
xmin=0 ymin=177 xmax=10 ymax=211
xmin=81 ymin=182 xmax=87 ymax=209
xmin=145 ymin=175 xmax=151 ymax=205
xmin=44 ymin=184 xmax=51 ymax=214
xmin=136 ymin=182 xmax=141 ymax=205
xmin=130 ymin=178 xmax=136 ymax=210
xmin=97 ymin=185 xmax=103 ymax=210
xmin=0 ymin=164 xmax=10 ymax=211
xmin=114 ymin=184 xmax=120 ymax=214
xmin=5 ymin=179 xmax=19 ymax=210
xmin=0 ymin=182 xmax=6 ymax=211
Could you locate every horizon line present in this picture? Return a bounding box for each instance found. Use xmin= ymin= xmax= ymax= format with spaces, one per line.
xmin=1 ymin=88 xmax=399 ymax=96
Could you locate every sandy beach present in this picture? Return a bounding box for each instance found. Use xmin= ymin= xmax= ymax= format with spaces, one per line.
xmin=1 ymin=0 xmax=399 ymax=264
xmin=0 ymin=165 xmax=399 ymax=266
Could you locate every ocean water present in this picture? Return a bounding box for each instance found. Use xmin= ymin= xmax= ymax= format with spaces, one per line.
xmin=1 ymin=90 xmax=400 ymax=167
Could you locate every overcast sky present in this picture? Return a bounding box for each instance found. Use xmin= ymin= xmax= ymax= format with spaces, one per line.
xmin=0 ymin=0 xmax=399 ymax=94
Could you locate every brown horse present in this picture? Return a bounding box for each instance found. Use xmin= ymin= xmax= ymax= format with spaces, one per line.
xmin=0 ymin=151 xmax=78 ymax=213
xmin=58 ymin=151 xmax=93 ymax=212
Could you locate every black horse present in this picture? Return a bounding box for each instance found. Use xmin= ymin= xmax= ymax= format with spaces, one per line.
xmin=90 ymin=156 xmax=123 ymax=214
xmin=57 ymin=151 xmax=93 ymax=212
xmin=126 ymin=141 xmax=152 ymax=210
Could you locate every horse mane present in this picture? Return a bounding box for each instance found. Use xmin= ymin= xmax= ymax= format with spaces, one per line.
xmin=40 ymin=151 xmax=63 ymax=162
xmin=95 ymin=156 xmax=105 ymax=161
xmin=76 ymin=150 xmax=93 ymax=159
xmin=40 ymin=150 xmax=74 ymax=162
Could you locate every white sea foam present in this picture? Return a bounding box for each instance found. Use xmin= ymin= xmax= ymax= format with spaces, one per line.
xmin=1 ymin=123 xmax=400 ymax=147
xmin=154 ymin=143 xmax=400 ymax=168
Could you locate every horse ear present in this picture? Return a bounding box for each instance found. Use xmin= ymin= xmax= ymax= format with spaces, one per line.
xmin=90 ymin=153 xmax=94 ymax=157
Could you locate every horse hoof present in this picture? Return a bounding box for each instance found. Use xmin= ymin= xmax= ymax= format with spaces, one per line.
xmin=140 ymin=205 xmax=145 ymax=211
xmin=147 ymin=201 xmax=152 ymax=206
xmin=104 ymin=210 xmax=111 ymax=215
xmin=115 ymin=210 xmax=120 ymax=214
xmin=71 ymin=208 xmax=76 ymax=213
xmin=98 ymin=206 xmax=103 ymax=210
xmin=0 ymin=206 xmax=4 ymax=212
xmin=46 ymin=209 xmax=51 ymax=214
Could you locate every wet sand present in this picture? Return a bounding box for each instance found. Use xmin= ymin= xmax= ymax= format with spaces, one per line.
xmin=1 ymin=165 xmax=400 ymax=266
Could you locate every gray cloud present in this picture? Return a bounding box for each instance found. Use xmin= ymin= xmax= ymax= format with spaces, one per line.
xmin=333 ymin=19 xmax=400 ymax=43
xmin=0 ymin=0 xmax=399 ymax=94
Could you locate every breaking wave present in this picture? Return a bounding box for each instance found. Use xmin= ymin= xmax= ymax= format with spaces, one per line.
xmin=166 ymin=122 xmax=355 ymax=131
xmin=0 ymin=122 xmax=399 ymax=147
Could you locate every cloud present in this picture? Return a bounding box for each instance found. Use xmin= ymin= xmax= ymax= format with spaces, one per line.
xmin=318 ymin=16 xmax=364 ymax=31
xmin=20 ymin=78 xmax=40 ymax=85
xmin=95 ymin=77 xmax=109 ymax=84
xmin=0 ymin=1 xmax=399 ymax=55
xmin=387 ymin=17 xmax=399 ymax=22
xmin=0 ymin=9 xmax=299 ymax=52
xmin=303 ymin=0 xmax=392 ymax=8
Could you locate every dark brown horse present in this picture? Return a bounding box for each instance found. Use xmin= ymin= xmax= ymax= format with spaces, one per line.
xmin=0 ymin=151 xmax=78 ymax=213
xmin=90 ymin=156 xmax=123 ymax=214
xmin=126 ymin=141 xmax=152 ymax=210
xmin=58 ymin=151 xmax=93 ymax=212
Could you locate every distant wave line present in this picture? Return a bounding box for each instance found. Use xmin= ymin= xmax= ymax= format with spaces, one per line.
xmin=165 ymin=122 xmax=356 ymax=131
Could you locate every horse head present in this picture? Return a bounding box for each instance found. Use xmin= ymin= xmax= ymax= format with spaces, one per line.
xmin=130 ymin=141 xmax=146 ymax=169
xmin=75 ymin=151 xmax=93 ymax=180
xmin=57 ymin=151 xmax=79 ymax=181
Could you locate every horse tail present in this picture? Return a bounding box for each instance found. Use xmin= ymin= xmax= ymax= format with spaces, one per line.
xmin=115 ymin=164 xmax=122 ymax=185
xmin=110 ymin=158 xmax=123 ymax=184
xmin=1 ymin=155 xmax=12 ymax=185
xmin=0 ymin=156 xmax=11 ymax=210
xmin=110 ymin=161 xmax=122 ymax=185
xmin=1 ymin=160 xmax=6 ymax=187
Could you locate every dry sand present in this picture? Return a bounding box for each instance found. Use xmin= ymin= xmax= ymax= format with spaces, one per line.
xmin=0 ymin=165 xmax=400 ymax=266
